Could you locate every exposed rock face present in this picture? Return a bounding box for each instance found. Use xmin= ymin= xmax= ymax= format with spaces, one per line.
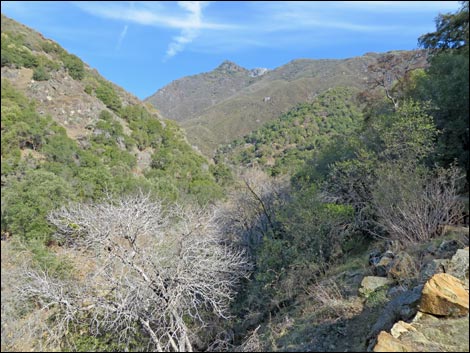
xmin=249 ymin=67 xmax=269 ymax=77
xmin=419 ymin=273 xmax=469 ymax=316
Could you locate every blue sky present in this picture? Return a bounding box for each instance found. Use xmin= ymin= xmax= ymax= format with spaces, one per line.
xmin=1 ymin=1 xmax=461 ymax=99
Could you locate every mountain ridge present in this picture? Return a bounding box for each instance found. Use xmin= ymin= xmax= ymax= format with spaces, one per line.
xmin=146 ymin=51 xmax=427 ymax=156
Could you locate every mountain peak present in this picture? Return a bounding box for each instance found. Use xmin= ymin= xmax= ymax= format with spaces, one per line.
xmin=215 ymin=60 xmax=247 ymax=73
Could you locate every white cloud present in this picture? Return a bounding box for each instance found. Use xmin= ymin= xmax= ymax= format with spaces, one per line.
xmin=73 ymin=1 xmax=232 ymax=30
xmin=116 ymin=24 xmax=128 ymax=50
xmin=164 ymin=1 xmax=206 ymax=60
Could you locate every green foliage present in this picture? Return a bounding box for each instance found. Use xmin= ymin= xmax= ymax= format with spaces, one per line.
xmin=121 ymin=105 xmax=162 ymax=149
xmin=1 ymin=31 xmax=38 ymax=68
xmin=418 ymin=1 xmax=469 ymax=50
xmin=414 ymin=1 xmax=469 ymax=182
xmin=217 ymin=87 xmax=363 ymax=176
xmin=95 ymin=80 xmax=121 ymax=111
xmin=60 ymin=52 xmax=85 ymax=80
xmin=32 ymin=65 xmax=51 ymax=81
xmin=1 ymin=169 xmax=75 ymax=241
xmin=366 ymin=100 xmax=437 ymax=162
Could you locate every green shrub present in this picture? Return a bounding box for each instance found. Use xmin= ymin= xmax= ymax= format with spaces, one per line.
xmin=32 ymin=65 xmax=50 ymax=81
xmin=60 ymin=52 xmax=84 ymax=80
xmin=95 ymin=81 xmax=121 ymax=111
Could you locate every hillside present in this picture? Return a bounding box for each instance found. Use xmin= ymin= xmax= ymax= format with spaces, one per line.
xmin=2 ymin=2 xmax=468 ymax=352
xmin=146 ymin=52 xmax=426 ymax=156
xmin=215 ymin=86 xmax=363 ymax=176
xmin=1 ymin=13 xmax=225 ymax=243
xmin=145 ymin=60 xmax=268 ymax=123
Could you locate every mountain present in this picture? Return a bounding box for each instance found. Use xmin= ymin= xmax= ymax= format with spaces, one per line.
xmin=1 ymin=13 xmax=224 ymax=225
xmin=215 ymin=86 xmax=364 ymax=176
xmin=145 ymin=60 xmax=268 ymax=123
xmin=146 ymin=52 xmax=427 ymax=156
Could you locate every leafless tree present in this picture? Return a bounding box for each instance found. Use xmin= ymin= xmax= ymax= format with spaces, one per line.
xmin=372 ymin=164 xmax=465 ymax=243
xmin=366 ymin=51 xmax=427 ymax=110
xmin=216 ymin=168 xmax=290 ymax=254
xmin=17 ymin=193 xmax=251 ymax=351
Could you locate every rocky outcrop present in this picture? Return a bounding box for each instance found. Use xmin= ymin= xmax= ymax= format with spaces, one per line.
xmin=419 ymin=273 xmax=469 ymax=316
xmin=369 ymin=244 xmax=469 ymax=352
xmin=373 ymin=312 xmax=469 ymax=352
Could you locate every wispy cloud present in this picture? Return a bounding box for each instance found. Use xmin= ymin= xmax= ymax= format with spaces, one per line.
xmin=165 ymin=1 xmax=204 ymax=60
xmin=73 ymin=1 xmax=235 ymax=59
xmin=116 ymin=24 xmax=128 ymax=50
xmin=73 ymin=1 xmax=233 ymax=30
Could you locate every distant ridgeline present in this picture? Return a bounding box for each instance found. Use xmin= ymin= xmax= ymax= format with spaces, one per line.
xmin=215 ymin=87 xmax=363 ymax=176
xmin=146 ymin=52 xmax=426 ymax=156
xmin=1 ymin=14 xmax=223 ymax=242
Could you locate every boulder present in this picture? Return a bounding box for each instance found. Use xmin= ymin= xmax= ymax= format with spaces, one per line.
xmin=419 ymin=273 xmax=469 ymax=316
xmin=373 ymin=312 xmax=470 ymax=352
xmin=419 ymin=259 xmax=447 ymax=284
xmin=359 ymin=276 xmax=393 ymax=297
xmin=389 ymin=320 xmax=417 ymax=338
xmin=446 ymin=247 xmax=469 ymax=287
xmin=373 ymin=331 xmax=414 ymax=352
xmin=375 ymin=256 xmax=393 ymax=277
xmin=437 ymin=239 xmax=459 ymax=258
xmin=388 ymin=252 xmax=416 ymax=283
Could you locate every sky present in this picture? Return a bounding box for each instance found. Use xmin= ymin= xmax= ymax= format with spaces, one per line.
xmin=1 ymin=1 xmax=461 ymax=99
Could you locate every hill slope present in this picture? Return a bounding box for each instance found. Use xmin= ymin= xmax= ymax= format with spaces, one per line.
xmin=216 ymin=86 xmax=363 ymax=176
xmin=146 ymin=52 xmax=426 ymax=155
xmin=1 ymin=14 xmax=224 ymax=243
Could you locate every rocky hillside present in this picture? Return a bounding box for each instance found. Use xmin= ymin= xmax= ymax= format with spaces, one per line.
xmin=146 ymin=60 xmax=269 ymax=123
xmin=1 ymin=13 xmax=224 ymax=239
xmin=146 ymin=51 xmax=426 ymax=156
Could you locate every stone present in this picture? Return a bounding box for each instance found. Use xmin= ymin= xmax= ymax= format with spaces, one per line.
xmin=359 ymin=276 xmax=393 ymax=297
xmin=373 ymin=331 xmax=414 ymax=352
xmin=446 ymin=247 xmax=469 ymax=286
xmin=367 ymin=285 xmax=422 ymax=348
xmin=437 ymin=239 xmax=459 ymax=258
xmin=388 ymin=252 xmax=416 ymax=282
xmin=390 ymin=321 xmax=417 ymax=338
xmin=375 ymin=256 xmax=393 ymax=277
xmin=419 ymin=259 xmax=447 ymax=284
xmin=419 ymin=273 xmax=469 ymax=316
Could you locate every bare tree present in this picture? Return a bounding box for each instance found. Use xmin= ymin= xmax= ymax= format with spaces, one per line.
xmin=366 ymin=51 xmax=427 ymax=110
xmin=18 ymin=193 xmax=251 ymax=351
xmin=216 ymin=168 xmax=289 ymax=254
xmin=372 ymin=164 xmax=464 ymax=243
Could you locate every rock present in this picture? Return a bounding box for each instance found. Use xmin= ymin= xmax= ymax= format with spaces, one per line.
xmin=446 ymin=248 xmax=469 ymax=286
xmin=389 ymin=320 xmax=417 ymax=338
xmin=437 ymin=239 xmax=459 ymax=258
xmin=374 ymin=313 xmax=470 ymax=352
xmin=369 ymin=249 xmax=382 ymax=266
xmin=367 ymin=285 xmax=422 ymax=349
xmin=419 ymin=259 xmax=447 ymax=284
xmin=388 ymin=252 xmax=416 ymax=283
xmin=419 ymin=273 xmax=469 ymax=316
xmin=387 ymin=285 xmax=408 ymax=299
xmin=375 ymin=256 xmax=393 ymax=277
xmin=373 ymin=331 xmax=414 ymax=352
xmin=359 ymin=276 xmax=393 ymax=297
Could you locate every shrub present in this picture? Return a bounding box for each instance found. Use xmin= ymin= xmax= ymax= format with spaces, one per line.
xmin=32 ymin=65 xmax=50 ymax=81
xmin=60 ymin=52 xmax=84 ymax=80
xmin=372 ymin=164 xmax=464 ymax=243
